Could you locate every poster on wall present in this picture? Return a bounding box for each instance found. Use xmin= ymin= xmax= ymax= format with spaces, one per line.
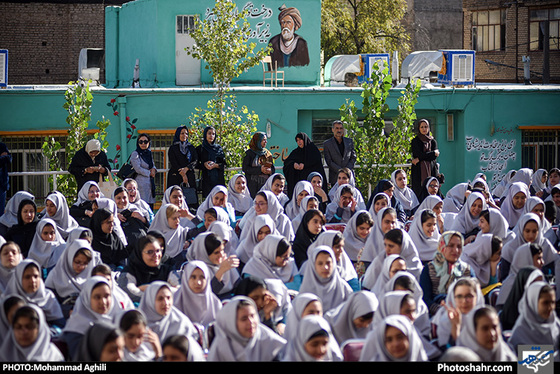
xmin=0 ymin=50 xmax=7 ymax=88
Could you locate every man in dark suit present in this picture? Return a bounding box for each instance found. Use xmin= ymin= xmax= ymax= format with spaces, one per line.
xmin=322 ymin=120 xmax=357 ymax=187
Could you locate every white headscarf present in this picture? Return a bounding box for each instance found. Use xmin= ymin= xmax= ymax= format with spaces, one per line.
xmin=44 ymin=239 xmax=96 ymax=299
xmin=138 ymin=281 xmax=198 ymax=343
xmin=359 ymin=314 xmax=428 ymax=362
xmin=0 ymin=191 xmax=35 ymax=228
xmin=41 ymin=191 xmax=79 ymax=239
xmin=282 ymin=315 xmax=343 ymax=362
xmin=299 ymin=246 xmax=353 ymax=312
xmin=173 ymin=260 xmax=222 ymax=327
xmin=324 ymin=290 xmax=379 ymax=345
xmin=342 ymin=209 xmax=372 ymax=261
xmin=0 ymin=304 xmax=64 ymax=362
xmin=456 ymin=305 xmax=516 ymax=361
xmin=27 ymin=218 xmax=66 ymax=269
xmin=391 ymin=169 xmax=419 ymax=211
xmin=227 ymin=174 xmax=253 ymax=214
xmin=206 ymin=295 xmax=287 ymax=361
xmin=408 ymin=208 xmax=440 ymax=262
xmin=241 ymin=234 xmax=298 ymax=284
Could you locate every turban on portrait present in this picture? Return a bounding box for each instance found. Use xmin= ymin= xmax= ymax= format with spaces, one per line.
xmin=278 ymin=5 xmax=302 ymax=30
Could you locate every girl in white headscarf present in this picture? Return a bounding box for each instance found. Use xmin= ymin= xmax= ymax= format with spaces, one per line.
xmin=508 ymin=281 xmax=560 ymax=358
xmin=282 ymin=314 xmax=343 ymax=362
xmin=342 ymin=210 xmax=373 ymax=262
xmin=41 ymin=191 xmax=79 ymax=240
xmin=323 ymin=290 xmax=378 ymax=346
xmin=227 ymin=174 xmax=253 ymax=216
xmin=391 ymin=169 xmax=419 ymax=217
xmin=138 ymin=281 xmax=199 ymax=344
xmin=359 ymin=314 xmax=428 ymax=362
xmin=4 ymin=259 xmax=64 ymax=327
xmin=206 ymin=295 xmax=287 ymax=361
xmin=173 ymin=260 xmax=222 ymax=328
xmin=0 ymin=304 xmax=64 ymax=362
xmin=408 ymin=208 xmax=440 ymax=263
xmin=299 ymin=246 xmax=353 ymax=313
xmin=186 ymin=232 xmax=241 ymax=300
xmin=456 ymin=305 xmax=516 ymax=361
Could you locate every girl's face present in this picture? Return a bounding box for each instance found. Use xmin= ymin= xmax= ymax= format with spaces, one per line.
xmin=356 ymin=223 xmax=372 ymax=239
xmin=101 ymin=215 xmax=115 ymax=234
xmin=307 ymin=214 xmax=324 ymax=235
xmin=88 ymin=185 xmax=101 ymax=201
xmin=114 ymin=191 xmax=128 ymax=210
xmin=384 ymin=239 xmax=402 ymax=256
xmin=302 ymin=301 xmax=323 ymax=318
xmin=188 ymin=267 xmax=207 ymax=294
xmin=381 ymin=213 xmax=398 ymax=234
xmin=236 ymin=305 xmax=258 ymax=339
xmin=234 ymin=177 xmax=247 ymax=194
xmin=478 ymin=215 xmax=490 ymax=233
xmin=271 ymin=179 xmax=285 ymax=196
xmin=337 ymin=173 xmax=350 ymax=186
xmin=314 ymin=252 xmax=334 ymax=279
xmin=453 ymin=284 xmax=476 ymax=315
xmin=206 ymin=128 xmax=216 ymax=143
xmin=41 ymin=224 xmax=56 ymax=242
xmin=474 ymin=313 xmax=500 ymax=351
xmin=124 ymin=322 xmax=147 ymax=353
xmin=533 ymin=252 xmax=544 ymax=269
xmin=304 ymin=335 xmax=330 ymax=360
xmin=91 ymin=284 xmax=112 ymax=314
xmin=13 ymin=315 xmax=39 ymax=348
xmin=395 ymin=172 xmax=407 ymax=189
xmin=169 ymin=189 xmax=184 ymax=208
xmin=400 ymin=298 xmax=417 ymax=322
xmin=537 ymin=290 xmax=556 ymax=320
xmin=20 ymin=204 xmax=36 ymax=224
xmin=99 ymin=336 xmax=125 ymax=362
xmin=141 ymin=242 xmax=162 ymax=268
xmin=167 ymin=212 xmax=181 ymax=230
xmin=384 ymin=326 xmax=409 ymax=359
xmin=310 ymin=176 xmax=322 ymax=189
xmin=422 ymin=217 xmax=437 ymax=238
xmin=155 ymin=287 xmax=173 ymax=316
xmin=212 ymin=192 xmax=226 ymax=207
xmin=72 ymin=253 xmax=91 ymax=275
xmin=374 ymin=199 xmax=388 ymax=213
xmin=442 ymin=236 xmax=462 ymax=264
xmin=22 ymin=266 xmax=41 ymax=294
xmin=522 ymin=220 xmax=539 ymax=243
xmin=208 ymin=243 xmax=226 ymax=265
xmin=469 ymin=198 xmax=483 ymax=217
xmin=275 ymin=247 xmax=292 ymax=268
xmin=1 ymin=244 xmax=21 ymax=269
xmin=45 ymin=199 xmax=57 ymax=217
xmin=254 ymin=195 xmax=268 ymax=215
xmin=296 ymin=190 xmax=309 ymax=206
xmin=389 ymin=259 xmax=407 ymax=278
xmin=257 ymin=225 xmax=272 ymax=242
xmin=512 ymin=192 xmax=527 ymax=209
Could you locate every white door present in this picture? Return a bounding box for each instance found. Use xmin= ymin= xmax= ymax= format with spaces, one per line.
xmin=176 ymin=15 xmax=201 ymax=86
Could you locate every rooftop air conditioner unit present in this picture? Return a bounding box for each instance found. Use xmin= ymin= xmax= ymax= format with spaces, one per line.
xmin=437 ymin=50 xmax=475 ymax=87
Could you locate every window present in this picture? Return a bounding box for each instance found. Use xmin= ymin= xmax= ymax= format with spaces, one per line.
xmin=521 ymin=127 xmax=560 ymax=172
xmin=472 ymin=10 xmax=506 ymax=52
xmin=529 ymin=8 xmax=560 ymax=51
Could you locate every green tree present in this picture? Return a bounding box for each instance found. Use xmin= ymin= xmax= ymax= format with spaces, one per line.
xmin=340 ymin=62 xmax=421 ymax=196
xmin=321 ymin=0 xmax=410 ymax=63
xmin=184 ymin=0 xmax=271 ymax=177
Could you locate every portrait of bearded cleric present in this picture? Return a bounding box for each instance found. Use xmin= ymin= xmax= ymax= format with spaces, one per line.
xmin=268 ymin=5 xmax=310 ymax=67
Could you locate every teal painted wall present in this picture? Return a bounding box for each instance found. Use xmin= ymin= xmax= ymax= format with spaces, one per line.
xmin=1 ymin=85 xmax=559 ymax=196
xmin=105 ymin=0 xmax=322 ymax=88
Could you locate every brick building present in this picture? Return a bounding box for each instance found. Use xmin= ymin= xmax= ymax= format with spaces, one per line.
xmin=0 ymin=0 xmax=127 ymax=85
xmin=463 ymin=0 xmax=560 ymax=83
